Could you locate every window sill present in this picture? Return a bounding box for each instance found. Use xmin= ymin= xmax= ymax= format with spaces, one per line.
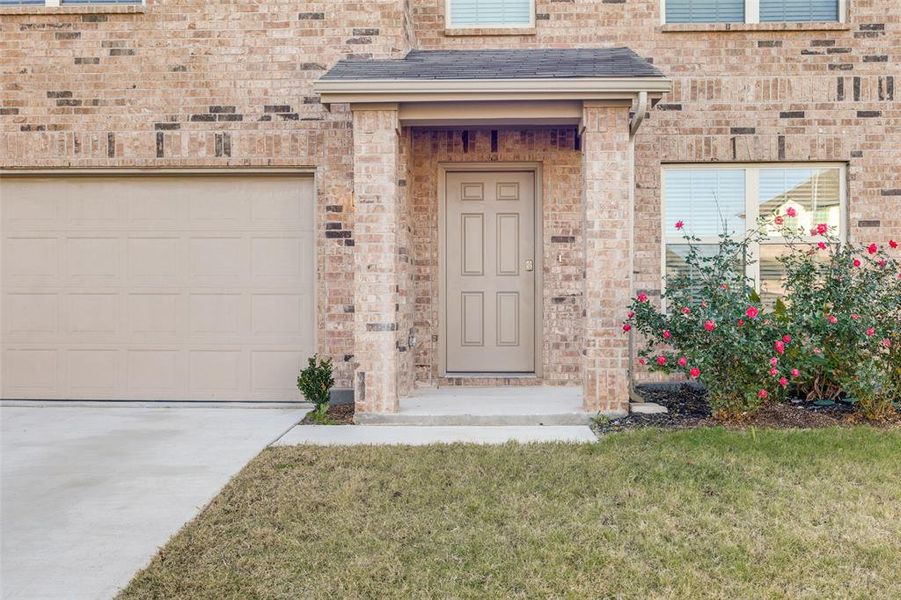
xmin=444 ymin=26 xmax=537 ymax=37
xmin=0 ymin=4 xmax=145 ymax=15
xmin=659 ymin=22 xmax=850 ymax=33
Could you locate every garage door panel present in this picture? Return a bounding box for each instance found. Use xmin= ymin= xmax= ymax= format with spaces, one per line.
xmin=66 ymin=237 xmax=121 ymax=282
xmin=1 ymin=175 xmax=314 ymax=401
xmin=4 ymin=293 xmax=59 ymax=338
xmin=4 ymin=237 xmax=59 ymax=282
xmin=189 ymin=293 xmax=243 ymax=336
xmin=3 ymin=350 xmax=59 ymax=393
xmin=66 ymin=293 xmax=120 ymax=336
xmin=128 ymin=237 xmax=181 ymax=283
xmin=68 ymin=350 xmax=120 ymax=394
xmin=128 ymin=293 xmax=180 ymax=336
xmin=189 ymin=351 xmax=242 ymax=394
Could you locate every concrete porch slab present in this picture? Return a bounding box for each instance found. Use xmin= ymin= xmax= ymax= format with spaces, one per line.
xmin=275 ymin=425 xmax=597 ymax=446
xmin=355 ymin=386 xmax=603 ymax=426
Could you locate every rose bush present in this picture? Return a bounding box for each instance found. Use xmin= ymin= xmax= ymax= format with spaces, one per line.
xmin=626 ymin=215 xmax=900 ymax=420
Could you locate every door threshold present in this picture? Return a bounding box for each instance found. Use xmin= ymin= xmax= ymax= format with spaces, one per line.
xmin=444 ymin=373 xmax=538 ymax=378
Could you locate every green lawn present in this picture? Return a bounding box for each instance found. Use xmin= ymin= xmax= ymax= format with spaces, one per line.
xmin=121 ymin=428 xmax=901 ymax=599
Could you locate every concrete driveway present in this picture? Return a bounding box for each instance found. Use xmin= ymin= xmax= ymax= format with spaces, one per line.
xmin=0 ymin=405 xmax=305 ymax=600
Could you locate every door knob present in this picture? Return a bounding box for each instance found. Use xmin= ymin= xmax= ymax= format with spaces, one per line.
xmin=525 ymin=259 xmax=534 ymax=272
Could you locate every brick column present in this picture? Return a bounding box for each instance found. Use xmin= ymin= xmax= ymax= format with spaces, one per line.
xmin=352 ymin=105 xmax=401 ymax=414
xmin=581 ymin=103 xmax=633 ymax=415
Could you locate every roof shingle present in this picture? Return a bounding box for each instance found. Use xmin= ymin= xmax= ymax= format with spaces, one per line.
xmin=320 ymin=48 xmax=664 ymax=81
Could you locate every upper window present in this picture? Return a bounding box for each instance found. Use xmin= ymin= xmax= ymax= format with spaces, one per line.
xmin=0 ymin=0 xmax=141 ymax=5
xmin=663 ymin=164 xmax=846 ymax=304
xmin=447 ymin=0 xmax=534 ymax=28
xmin=663 ymin=0 xmax=841 ymax=24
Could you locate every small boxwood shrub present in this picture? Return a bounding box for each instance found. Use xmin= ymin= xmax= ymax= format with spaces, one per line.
xmin=297 ymin=354 xmax=334 ymax=420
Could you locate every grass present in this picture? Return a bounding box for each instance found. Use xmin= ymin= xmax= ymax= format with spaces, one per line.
xmin=121 ymin=427 xmax=901 ymax=599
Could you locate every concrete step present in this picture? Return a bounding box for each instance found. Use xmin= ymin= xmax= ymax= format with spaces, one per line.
xmin=275 ymin=425 xmax=598 ymax=446
xmin=354 ymin=412 xmax=593 ymax=426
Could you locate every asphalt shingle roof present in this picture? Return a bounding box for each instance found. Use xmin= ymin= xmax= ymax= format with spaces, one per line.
xmin=320 ymin=48 xmax=664 ymax=81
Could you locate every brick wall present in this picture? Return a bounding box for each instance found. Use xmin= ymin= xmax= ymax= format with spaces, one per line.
xmin=2 ymin=0 xmax=898 ymax=389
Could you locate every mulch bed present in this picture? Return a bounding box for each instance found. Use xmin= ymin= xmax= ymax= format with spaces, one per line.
xmin=299 ymin=402 xmax=355 ymax=425
xmin=593 ymin=383 xmax=894 ymax=435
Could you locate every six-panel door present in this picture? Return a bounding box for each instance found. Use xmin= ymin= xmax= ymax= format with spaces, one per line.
xmin=445 ymin=171 xmax=536 ymax=373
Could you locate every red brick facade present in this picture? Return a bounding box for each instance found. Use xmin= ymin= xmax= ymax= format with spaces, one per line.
xmin=2 ymin=1 xmax=898 ymax=410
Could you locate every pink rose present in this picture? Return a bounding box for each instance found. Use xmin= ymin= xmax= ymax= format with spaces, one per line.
xmin=675 ymin=220 xmax=684 ymax=230
xmin=774 ymin=340 xmax=785 ymax=355
xmin=791 ymin=368 xmax=800 ymax=378
xmin=883 ymin=339 xmax=892 ymax=348
xmin=637 ymin=292 xmax=648 ymax=303
xmin=827 ymin=315 xmax=838 ymax=325
xmin=770 ymin=367 xmax=778 ymax=377
xmin=737 ymin=318 xmax=745 ymax=327
xmin=627 ymin=311 xmax=635 ymax=319
xmin=867 ymin=243 xmax=878 ymax=255
xmin=878 ymin=259 xmax=887 ymax=268
xmin=770 ymin=357 xmax=779 ymax=366
xmin=853 ymin=259 xmax=861 ymax=268
xmin=746 ymin=306 xmax=759 ymax=319
xmin=690 ymin=367 xmax=701 ymax=379
xmin=656 ymin=355 xmax=667 ymax=366
xmin=678 ymin=356 xmax=688 ymax=367
xmin=758 ymin=389 xmax=769 ymax=399
xmin=681 ymin=306 xmax=691 ymax=315
xmin=622 ymin=323 xmax=632 ymax=333
xmin=638 ymin=358 xmax=647 ymax=366
xmin=786 ymin=207 xmax=797 ymax=217
xmin=817 ymin=241 xmax=827 ymax=250
xmin=890 ymin=239 xmax=898 ymax=249
xmin=850 ymin=314 xmax=860 ymax=321
xmin=816 ymin=223 xmax=828 ymax=235
xmin=779 ymin=377 xmax=789 ymax=387
xmin=663 ymin=329 xmax=672 ymax=340
xmin=782 ymin=334 xmax=792 ymax=343
xmin=774 ymin=216 xmax=784 ymax=225
xmin=866 ymin=327 xmax=875 ymax=337
xmin=704 ymin=320 xmax=716 ymax=332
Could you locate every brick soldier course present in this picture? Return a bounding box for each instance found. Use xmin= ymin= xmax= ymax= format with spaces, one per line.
xmin=1 ymin=1 xmax=898 ymax=415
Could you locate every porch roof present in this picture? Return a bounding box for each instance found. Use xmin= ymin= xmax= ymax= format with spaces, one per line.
xmin=314 ymin=48 xmax=671 ymax=106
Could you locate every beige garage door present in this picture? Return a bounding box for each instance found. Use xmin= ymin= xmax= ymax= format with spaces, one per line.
xmin=1 ymin=174 xmax=315 ymax=401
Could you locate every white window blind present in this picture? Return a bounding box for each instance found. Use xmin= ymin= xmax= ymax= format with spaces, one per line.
xmin=759 ymin=0 xmax=838 ymax=22
xmin=663 ymin=164 xmax=845 ymax=304
xmin=665 ymin=0 xmax=745 ymax=24
xmin=448 ymin=0 xmax=533 ymax=27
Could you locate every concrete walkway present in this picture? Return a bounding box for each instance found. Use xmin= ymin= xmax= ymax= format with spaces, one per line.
xmin=0 ymin=405 xmax=305 ymax=600
xmin=276 ymin=425 xmax=598 ymax=446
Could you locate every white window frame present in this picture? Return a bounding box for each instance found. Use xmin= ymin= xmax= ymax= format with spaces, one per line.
xmin=445 ymin=0 xmax=536 ymax=29
xmin=0 ymin=0 xmax=144 ymax=6
xmin=659 ymin=0 xmax=847 ymax=25
xmin=660 ymin=162 xmax=848 ymax=302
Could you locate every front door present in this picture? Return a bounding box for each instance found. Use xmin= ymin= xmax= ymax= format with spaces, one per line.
xmin=445 ymin=171 xmax=536 ymax=373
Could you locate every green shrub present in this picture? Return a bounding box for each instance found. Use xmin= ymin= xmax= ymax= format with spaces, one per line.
xmin=775 ymin=225 xmax=900 ymax=415
xmin=627 ymin=215 xmax=900 ymax=420
xmin=627 ymin=226 xmax=785 ymax=418
xmin=297 ymin=354 xmax=334 ymax=418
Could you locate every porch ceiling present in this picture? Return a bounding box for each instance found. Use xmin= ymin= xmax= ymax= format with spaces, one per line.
xmin=313 ymin=48 xmax=672 ymax=117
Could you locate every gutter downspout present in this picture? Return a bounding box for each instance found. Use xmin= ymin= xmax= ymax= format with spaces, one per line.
xmin=627 ymin=91 xmax=648 ymax=404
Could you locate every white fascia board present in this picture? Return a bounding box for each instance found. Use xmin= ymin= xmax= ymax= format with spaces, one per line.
xmin=314 ymin=77 xmax=673 ymax=104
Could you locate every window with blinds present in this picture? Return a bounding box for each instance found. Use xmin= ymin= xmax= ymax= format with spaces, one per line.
xmin=662 ymin=0 xmax=842 ymax=23
xmin=663 ymin=164 xmax=845 ymax=304
xmin=759 ymin=0 xmax=839 ymax=22
xmin=664 ymin=0 xmax=745 ymax=24
xmin=447 ymin=0 xmax=533 ymax=27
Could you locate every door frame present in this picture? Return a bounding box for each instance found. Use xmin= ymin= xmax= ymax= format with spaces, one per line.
xmin=437 ymin=162 xmax=544 ymax=377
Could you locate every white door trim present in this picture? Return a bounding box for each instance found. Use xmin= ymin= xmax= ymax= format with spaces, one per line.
xmin=437 ymin=162 xmax=543 ymax=378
